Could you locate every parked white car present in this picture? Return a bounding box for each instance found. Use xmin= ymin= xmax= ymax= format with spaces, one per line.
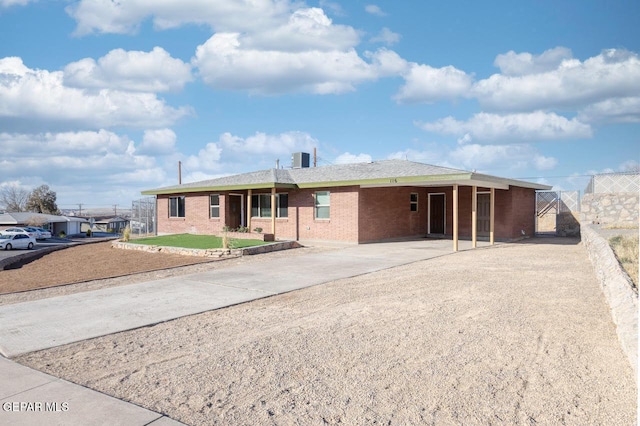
xmin=0 ymin=234 xmax=35 ymax=250
xmin=1 ymin=227 xmax=37 ymax=238
xmin=23 ymin=226 xmax=52 ymax=240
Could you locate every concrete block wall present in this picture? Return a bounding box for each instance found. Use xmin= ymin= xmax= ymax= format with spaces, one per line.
xmin=581 ymin=193 xmax=639 ymax=226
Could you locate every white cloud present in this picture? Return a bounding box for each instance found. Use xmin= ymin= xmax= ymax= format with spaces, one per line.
xmin=419 ymin=111 xmax=592 ymax=142
xmin=334 ymin=152 xmax=372 ymax=164
xmin=494 ymin=47 xmax=573 ymax=76
xmin=64 ymin=47 xmax=193 ymax=92
xmin=66 ymin=0 xmax=293 ymax=36
xmin=474 ymin=48 xmax=640 ymax=112
xmin=218 ymin=131 xmax=318 ymax=158
xmin=578 ymin=96 xmax=640 ymax=123
xmin=449 ymin=144 xmax=558 ymax=172
xmin=367 ymin=48 xmax=409 ymax=76
xmin=365 ymin=5 xmax=386 ymax=16
xmin=0 ymin=57 xmax=191 ymax=131
xmin=193 ymin=32 xmax=380 ymax=95
xmin=370 ymin=27 xmax=401 ymax=46
xmin=241 ymin=8 xmax=359 ymax=52
xmin=0 ymin=130 xmax=171 ymax=206
xmin=184 ymin=142 xmax=223 ymax=173
xmin=394 ymin=63 xmax=473 ymax=104
xmin=0 ymin=0 xmax=32 ymax=7
xmin=139 ymin=129 xmax=177 ymax=155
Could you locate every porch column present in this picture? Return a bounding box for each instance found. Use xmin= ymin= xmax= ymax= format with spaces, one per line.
xmin=453 ymin=184 xmax=459 ymax=252
xmin=271 ymin=187 xmax=276 ymax=237
xmin=490 ymin=187 xmax=495 ymax=245
xmin=471 ymin=186 xmax=477 ymax=248
xmin=247 ymin=189 xmax=252 ymax=232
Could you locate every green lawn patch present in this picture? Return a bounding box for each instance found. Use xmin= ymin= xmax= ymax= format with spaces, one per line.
xmin=129 ymin=234 xmax=268 ymax=249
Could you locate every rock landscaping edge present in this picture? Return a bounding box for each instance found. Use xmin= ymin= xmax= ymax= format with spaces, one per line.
xmin=581 ymin=224 xmax=638 ymax=379
xmin=112 ymin=240 xmax=301 ymax=258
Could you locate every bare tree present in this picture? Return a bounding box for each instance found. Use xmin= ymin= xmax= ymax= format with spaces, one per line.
xmin=0 ymin=186 xmax=29 ymax=212
xmin=26 ymin=185 xmax=60 ymax=215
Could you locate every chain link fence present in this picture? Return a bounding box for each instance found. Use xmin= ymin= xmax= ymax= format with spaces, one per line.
xmin=130 ymin=197 xmax=156 ymax=238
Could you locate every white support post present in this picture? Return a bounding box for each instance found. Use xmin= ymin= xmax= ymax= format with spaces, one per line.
xmin=271 ymin=188 xmax=276 ymax=237
xmin=247 ymin=189 xmax=252 ymax=232
xmin=490 ymin=187 xmax=495 ymax=245
xmin=453 ymin=184 xmax=459 ymax=252
xmin=472 ymin=186 xmax=477 ymax=248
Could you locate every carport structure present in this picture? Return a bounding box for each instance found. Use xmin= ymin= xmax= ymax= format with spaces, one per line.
xmin=144 ymin=159 xmax=551 ymax=247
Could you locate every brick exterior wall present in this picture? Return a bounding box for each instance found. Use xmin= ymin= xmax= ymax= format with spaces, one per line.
xmin=359 ymin=187 xmax=427 ymax=242
xmin=156 ymin=185 xmax=537 ymax=242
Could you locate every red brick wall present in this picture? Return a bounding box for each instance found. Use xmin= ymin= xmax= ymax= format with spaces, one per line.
xmin=157 ymin=192 xmax=226 ymax=235
xmin=507 ymin=186 xmax=536 ymax=238
xmin=291 ymin=186 xmax=360 ymax=242
xmin=156 ymin=184 xmax=536 ymax=242
xmin=359 ymin=187 xmax=427 ymax=242
xmin=423 ymin=186 xmax=535 ymax=240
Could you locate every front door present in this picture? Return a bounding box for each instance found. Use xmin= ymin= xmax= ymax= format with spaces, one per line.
xmin=429 ymin=194 xmax=445 ymax=234
xmin=477 ymin=193 xmax=490 ymax=237
xmin=227 ymin=195 xmax=242 ymax=229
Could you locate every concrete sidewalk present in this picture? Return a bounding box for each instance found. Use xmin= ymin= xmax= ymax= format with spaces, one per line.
xmin=0 ymin=238 xmax=490 ymax=425
xmin=0 ymin=356 xmax=185 ymax=425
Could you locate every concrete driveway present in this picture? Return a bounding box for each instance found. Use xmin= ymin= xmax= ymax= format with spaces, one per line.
xmin=0 ymin=238 xmax=484 ymax=357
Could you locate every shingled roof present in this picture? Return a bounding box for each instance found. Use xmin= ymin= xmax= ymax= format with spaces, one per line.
xmin=142 ymin=159 xmax=550 ymax=195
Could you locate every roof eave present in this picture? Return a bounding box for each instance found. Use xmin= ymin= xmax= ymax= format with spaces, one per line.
xmin=142 ymin=182 xmax=297 ymax=195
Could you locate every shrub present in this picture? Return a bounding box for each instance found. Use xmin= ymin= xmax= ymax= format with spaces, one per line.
xmin=236 ymin=226 xmax=249 ymax=233
xmin=222 ymin=225 xmax=232 ymax=232
xmin=122 ymin=226 xmax=131 ymax=242
xmin=86 ymin=229 xmax=92 ymax=237
xmin=253 ymin=227 xmax=263 ymax=233
xmin=59 ymin=231 xmax=66 ymax=238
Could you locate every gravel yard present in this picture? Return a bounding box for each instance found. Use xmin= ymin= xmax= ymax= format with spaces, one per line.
xmin=15 ymin=238 xmax=637 ymax=425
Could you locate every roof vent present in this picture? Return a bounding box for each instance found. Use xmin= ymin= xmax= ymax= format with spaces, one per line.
xmin=292 ymin=152 xmax=310 ymax=169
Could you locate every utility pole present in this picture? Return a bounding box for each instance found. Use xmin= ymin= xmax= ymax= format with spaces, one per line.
xmin=113 ymin=204 xmax=118 ymax=216
xmin=78 ymin=203 xmax=83 ymax=216
xmin=313 ymin=147 xmax=317 ymax=167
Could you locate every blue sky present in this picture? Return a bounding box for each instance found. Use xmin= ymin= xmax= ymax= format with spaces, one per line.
xmin=1 ymin=0 xmax=638 ymax=211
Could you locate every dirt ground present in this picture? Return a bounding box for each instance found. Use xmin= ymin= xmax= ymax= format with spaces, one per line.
xmin=16 ymin=239 xmax=637 ymax=425
xmin=0 ymin=241 xmax=213 ymax=294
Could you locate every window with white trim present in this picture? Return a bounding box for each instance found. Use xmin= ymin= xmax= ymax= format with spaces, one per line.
xmin=251 ymin=193 xmax=288 ymax=218
xmin=210 ymin=194 xmax=220 ymax=218
xmin=410 ymin=193 xmax=418 ymax=212
xmin=169 ymin=196 xmax=185 ymax=218
xmin=315 ymin=191 xmax=330 ymax=219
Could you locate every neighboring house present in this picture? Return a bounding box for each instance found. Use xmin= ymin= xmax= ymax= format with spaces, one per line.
xmin=80 ymin=216 xmax=129 ymax=233
xmin=0 ymin=212 xmax=88 ymax=236
xmin=142 ymin=158 xmax=551 ymax=249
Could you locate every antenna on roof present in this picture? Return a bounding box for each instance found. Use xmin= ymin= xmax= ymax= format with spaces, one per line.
xmin=314 ymin=147 xmax=317 ymax=167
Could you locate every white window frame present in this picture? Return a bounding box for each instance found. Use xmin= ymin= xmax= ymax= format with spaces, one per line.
xmin=315 ymin=191 xmax=330 ymax=219
xmin=210 ymin=194 xmax=220 ymax=218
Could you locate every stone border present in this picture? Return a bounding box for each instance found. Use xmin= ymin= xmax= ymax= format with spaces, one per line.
xmin=113 ymin=240 xmax=300 ymax=258
xmin=581 ymin=224 xmax=638 ymax=379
